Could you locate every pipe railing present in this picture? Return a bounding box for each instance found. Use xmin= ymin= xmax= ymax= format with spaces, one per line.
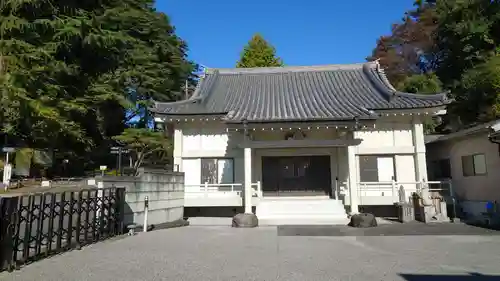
xmin=340 ymin=179 xmax=453 ymax=203
xmin=251 ymin=181 xmax=262 ymax=198
xmin=184 ymin=181 xmax=262 ymax=198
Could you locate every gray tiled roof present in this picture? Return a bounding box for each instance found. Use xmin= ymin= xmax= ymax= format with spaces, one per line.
xmin=151 ymin=61 xmax=449 ymax=122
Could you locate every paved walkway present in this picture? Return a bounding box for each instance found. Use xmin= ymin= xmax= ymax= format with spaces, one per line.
xmin=2 ymin=224 xmax=500 ymax=281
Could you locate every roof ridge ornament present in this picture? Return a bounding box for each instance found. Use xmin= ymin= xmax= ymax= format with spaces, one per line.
xmin=374 ymin=58 xmax=381 ymax=71
xmin=373 ymin=59 xmax=398 ymax=96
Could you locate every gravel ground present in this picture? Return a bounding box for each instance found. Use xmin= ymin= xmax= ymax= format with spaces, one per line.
xmin=1 ymin=224 xmax=500 ymax=281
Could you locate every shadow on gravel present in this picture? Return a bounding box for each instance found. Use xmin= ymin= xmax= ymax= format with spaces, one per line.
xmin=277 ymin=222 xmax=500 ymax=237
xmin=399 ymin=273 xmax=500 ymax=281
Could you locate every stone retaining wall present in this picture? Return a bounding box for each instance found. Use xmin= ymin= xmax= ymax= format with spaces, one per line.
xmin=96 ymin=168 xmax=184 ymax=227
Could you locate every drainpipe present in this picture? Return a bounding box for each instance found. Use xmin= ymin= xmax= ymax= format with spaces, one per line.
xmin=487 ymin=130 xmax=500 ymax=215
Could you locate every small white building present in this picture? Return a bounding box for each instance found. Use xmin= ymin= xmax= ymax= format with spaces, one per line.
xmin=426 ymin=120 xmax=500 ymax=219
xmin=151 ymin=61 xmax=449 ymax=224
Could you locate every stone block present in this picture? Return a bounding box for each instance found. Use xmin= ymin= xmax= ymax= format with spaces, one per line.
xmin=421 ymin=206 xmax=434 ymax=223
xmin=439 ymin=202 xmax=449 ymax=219
xmin=348 ymin=213 xmax=378 ymax=228
xmin=419 ymin=205 xmax=450 ymax=223
xmin=232 ymin=213 xmax=259 ymax=228
xmin=397 ymin=203 xmax=415 ymax=223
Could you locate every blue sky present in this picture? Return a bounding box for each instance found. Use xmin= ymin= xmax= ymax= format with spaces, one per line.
xmin=158 ymin=0 xmax=415 ymax=68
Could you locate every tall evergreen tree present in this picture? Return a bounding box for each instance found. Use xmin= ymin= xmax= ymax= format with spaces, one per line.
xmin=103 ymin=3 xmax=195 ymax=128
xmin=1 ymin=0 xmax=130 ymax=151
xmin=0 ymin=0 xmax=194 ymax=174
xmin=236 ymin=34 xmax=283 ymax=68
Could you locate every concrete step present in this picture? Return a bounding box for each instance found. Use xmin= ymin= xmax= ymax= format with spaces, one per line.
xmin=259 ymin=217 xmax=350 ymax=226
xmin=256 ymin=198 xmax=347 ymax=225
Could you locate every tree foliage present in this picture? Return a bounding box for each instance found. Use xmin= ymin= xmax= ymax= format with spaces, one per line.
xmin=107 ymin=4 xmax=195 ymax=127
xmin=433 ymin=0 xmax=500 ymax=88
xmin=367 ymin=1 xmax=439 ymax=85
xmin=0 ymin=0 xmax=193 ymax=175
xmin=112 ymin=128 xmax=171 ymax=176
xmin=1 ymin=0 xmax=128 ymax=150
xmin=369 ymin=0 xmax=500 ymax=131
xmin=397 ymin=73 xmax=442 ymax=94
xmin=236 ymin=34 xmax=283 ymax=68
xmin=454 ymin=55 xmax=500 ymax=123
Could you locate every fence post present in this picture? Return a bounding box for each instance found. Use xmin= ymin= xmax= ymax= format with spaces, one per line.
xmin=143 ymin=196 xmax=149 ymax=233
xmin=0 ymin=196 xmax=20 ymax=272
xmin=391 ymin=176 xmax=397 ymax=203
xmin=419 ymin=178 xmax=426 ymax=192
xmin=447 ymin=180 xmax=453 ymax=197
xmin=448 ymin=180 xmax=458 ymax=220
xmin=257 ymin=181 xmax=262 ymax=198
xmin=334 ymin=177 xmax=338 ymax=200
xmin=114 ymin=188 xmax=125 ymax=235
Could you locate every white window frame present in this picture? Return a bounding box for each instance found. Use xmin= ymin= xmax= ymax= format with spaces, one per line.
xmin=358 ymin=155 xmax=396 ymax=182
xmin=200 ymin=158 xmax=235 ymax=184
xmin=462 ymin=154 xmax=487 ymax=177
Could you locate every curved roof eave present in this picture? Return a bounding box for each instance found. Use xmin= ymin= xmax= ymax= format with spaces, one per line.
xmin=394 ymin=91 xmax=450 ymax=103
xmin=366 ymin=59 xmax=450 ymax=104
xmin=149 ymin=72 xmax=211 ymax=112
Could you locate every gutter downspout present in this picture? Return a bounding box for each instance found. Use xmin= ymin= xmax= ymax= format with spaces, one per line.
xmin=487 ymin=129 xmax=500 ymax=215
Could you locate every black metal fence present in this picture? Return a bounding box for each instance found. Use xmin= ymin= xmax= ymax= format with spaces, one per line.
xmin=0 ymin=187 xmax=125 ymax=272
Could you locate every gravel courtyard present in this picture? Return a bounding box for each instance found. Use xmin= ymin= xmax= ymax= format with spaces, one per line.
xmin=1 ymin=224 xmax=500 ymax=281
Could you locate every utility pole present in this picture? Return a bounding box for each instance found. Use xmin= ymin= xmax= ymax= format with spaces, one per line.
xmin=185 ymin=80 xmax=188 ymax=100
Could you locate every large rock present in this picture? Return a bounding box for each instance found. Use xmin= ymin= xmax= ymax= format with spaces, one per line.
xmin=232 ymin=213 xmax=259 ymax=228
xmin=348 ymin=213 xmax=378 ymax=228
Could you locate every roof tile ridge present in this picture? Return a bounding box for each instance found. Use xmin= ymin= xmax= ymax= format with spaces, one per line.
xmin=150 ymin=72 xmax=214 ymax=109
xmin=362 ymin=60 xmax=396 ymax=101
xmin=363 ymin=60 xmax=450 ymax=103
xmin=396 ymin=91 xmax=450 ymax=102
xmin=373 ymin=59 xmax=397 ymax=92
xmin=373 ymin=60 xmax=449 ymax=102
xmin=199 ymin=70 xmax=220 ymax=104
xmin=206 ymin=63 xmax=366 ymax=75
xmin=187 ymin=71 xmax=209 ymax=101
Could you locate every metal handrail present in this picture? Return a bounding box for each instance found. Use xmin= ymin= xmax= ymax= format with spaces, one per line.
xmin=338 ymin=180 xmax=453 ymax=205
xmin=183 ymin=182 xmax=263 ymax=198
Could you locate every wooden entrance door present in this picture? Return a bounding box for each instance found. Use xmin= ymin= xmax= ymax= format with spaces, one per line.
xmin=261 ymin=156 xmax=331 ymax=197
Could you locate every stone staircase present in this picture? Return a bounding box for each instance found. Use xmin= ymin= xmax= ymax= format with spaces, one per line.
xmin=256 ymin=197 xmax=349 ymax=225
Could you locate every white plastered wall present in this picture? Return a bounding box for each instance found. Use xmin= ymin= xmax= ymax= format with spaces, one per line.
xmin=352 ymin=116 xmax=424 ymax=192
xmin=169 ymin=115 xmax=428 ymax=204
